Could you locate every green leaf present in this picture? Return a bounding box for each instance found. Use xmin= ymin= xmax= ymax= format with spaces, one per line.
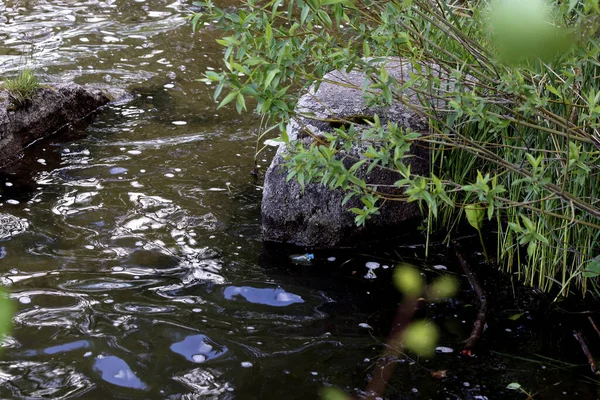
xmin=362 ymin=40 xmax=370 ymax=57
xmin=236 ymin=93 xmax=246 ymax=113
xmin=217 ymin=91 xmax=238 ymax=109
xmin=545 ymin=84 xmax=561 ymax=97
xmin=521 ymin=215 xmax=535 ymax=231
xmin=301 ymin=5 xmax=310 ymax=24
xmin=506 ymin=383 xmax=522 ymax=390
xmin=244 ymin=57 xmax=266 ymax=66
xmin=265 ymin=22 xmax=272 ymax=43
xmin=342 ymin=191 xmax=355 ymax=206
xmin=508 ymin=312 xmax=524 ymax=321
xmin=264 ymin=69 xmax=280 ymax=89
xmin=465 ymin=204 xmax=484 ymax=231
xmin=191 ymin=13 xmax=202 ymax=32
xmin=583 ymin=256 xmax=600 ymax=278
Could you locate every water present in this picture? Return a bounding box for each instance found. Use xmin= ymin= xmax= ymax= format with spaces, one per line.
xmin=0 ymin=1 xmax=599 ymax=399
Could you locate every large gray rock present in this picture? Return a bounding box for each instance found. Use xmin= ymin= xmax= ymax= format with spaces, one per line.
xmin=0 ymin=83 xmax=124 ymax=168
xmin=261 ymin=59 xmax=431 ymax=247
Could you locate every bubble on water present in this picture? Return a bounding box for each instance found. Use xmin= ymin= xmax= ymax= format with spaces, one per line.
xmin=433 ymin=264 xmax=448 ymax=270
xmin=37 ymin=159 xmax=46 ymax=165
xmin=128 ymin=150 xmax=142 ymax=155
xmin=241 ymin=361 xmax=253 ymax=368
xmin=358 ymin=323 xmax=372 ymax=329
xmin=192 ymin=308 xmax=202 ymax=313
xmin=84 ymin=245 xmax=94 ymax=250
xmin=112 ymin=266 xmax=124 ymax=272
xmin=103 ymin=36 xmax=120 ymax=43
xmin=83 ymin=351 xmax=92 ymax=357
xmin=140 ymin=169 xmax=146 ymax=173
xmin=6 ymin=200 xmax=19 ymax=205
xmin=172 ymin=121 xmax=187 ymax=125
xmin=174 ymin=168 xmax=182 ymax=172
xmin=164 ymin=173 xmax=175 ymax=178
xmin=310 ymin=371 xmax=318 ymax=376
xmin=5 ymin=182 xmax=12 ymax=187
xmin=327 ymin=257 xmax=336 ymax=262
xmin=19 ymin=296 xmax=31 ymax=304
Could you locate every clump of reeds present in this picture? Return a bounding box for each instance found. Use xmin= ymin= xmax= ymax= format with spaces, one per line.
xmin=2 ymin=69 xmax=40 ymax=108
xmin=192 ymin=0 xmax=600 ymax=297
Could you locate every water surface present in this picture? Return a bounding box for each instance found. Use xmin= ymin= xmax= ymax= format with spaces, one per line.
xmin=0 ymin=1 xmax=598 ymax=399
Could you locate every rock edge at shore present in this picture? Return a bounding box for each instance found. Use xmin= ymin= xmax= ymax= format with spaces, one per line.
xmin=0 ymin=83 xmax=126 ymax=169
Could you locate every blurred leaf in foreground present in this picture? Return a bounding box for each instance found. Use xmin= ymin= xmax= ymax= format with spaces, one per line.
xmin=487 ymin=0 xmax=573 ymax=65
xmin=401 ymin=321 xmax=440 ymax=358
xmin=320 ymin=386 xmax=352 ymax=400
xmin=0 ymin=289 xmax=14 ymax=341
xmin=393 ymin=264 xmax=424 ymax=298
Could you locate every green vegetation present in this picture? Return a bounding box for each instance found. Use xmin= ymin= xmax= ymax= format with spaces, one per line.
xmin=0 ymin=289 xmax=14 ymax=346
xmin=192 ymin=0 xmax=600 ymax=297
xmin=2 ymin=69 xmax=40 ymax=108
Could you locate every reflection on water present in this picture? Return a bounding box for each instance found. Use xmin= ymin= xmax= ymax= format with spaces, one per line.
xmin=0 ymin=1 xmax=597 ymax=399
xmin=223 ymin=286 xmax=304 ymax=307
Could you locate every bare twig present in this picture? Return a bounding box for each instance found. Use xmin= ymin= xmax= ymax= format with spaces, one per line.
xmin=588 ymin=316 xmax=600 ymax=339
xmin=454 ymin=242 xmax=487 ymax=356
xmin=573 ymin=331 xmax=599 ymax=375
xmin=364 ymin=297 xmax=427 ymax=400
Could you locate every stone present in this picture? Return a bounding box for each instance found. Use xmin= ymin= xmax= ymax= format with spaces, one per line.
xmin=0 ymin=83 xmax=126 ymax=169
xmin=261 ymin=59 xmax=432 ymax=247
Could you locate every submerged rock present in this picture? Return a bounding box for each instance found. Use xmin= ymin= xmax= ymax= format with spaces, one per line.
xmin=0 ymin=83 xmax=126 ymax=169
xmin=261 ymin=59 xmax=431 ymax=247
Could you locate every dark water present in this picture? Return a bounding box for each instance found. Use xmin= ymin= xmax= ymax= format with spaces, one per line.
xmin=0 ymin=1 xmax=599 ymax=399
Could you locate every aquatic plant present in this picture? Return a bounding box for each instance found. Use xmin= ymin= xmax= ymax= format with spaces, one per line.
xmin=191 ymin=0 xmax=600 ymax=297
xmin=2 ymin=69 xmax=40 ymax=108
